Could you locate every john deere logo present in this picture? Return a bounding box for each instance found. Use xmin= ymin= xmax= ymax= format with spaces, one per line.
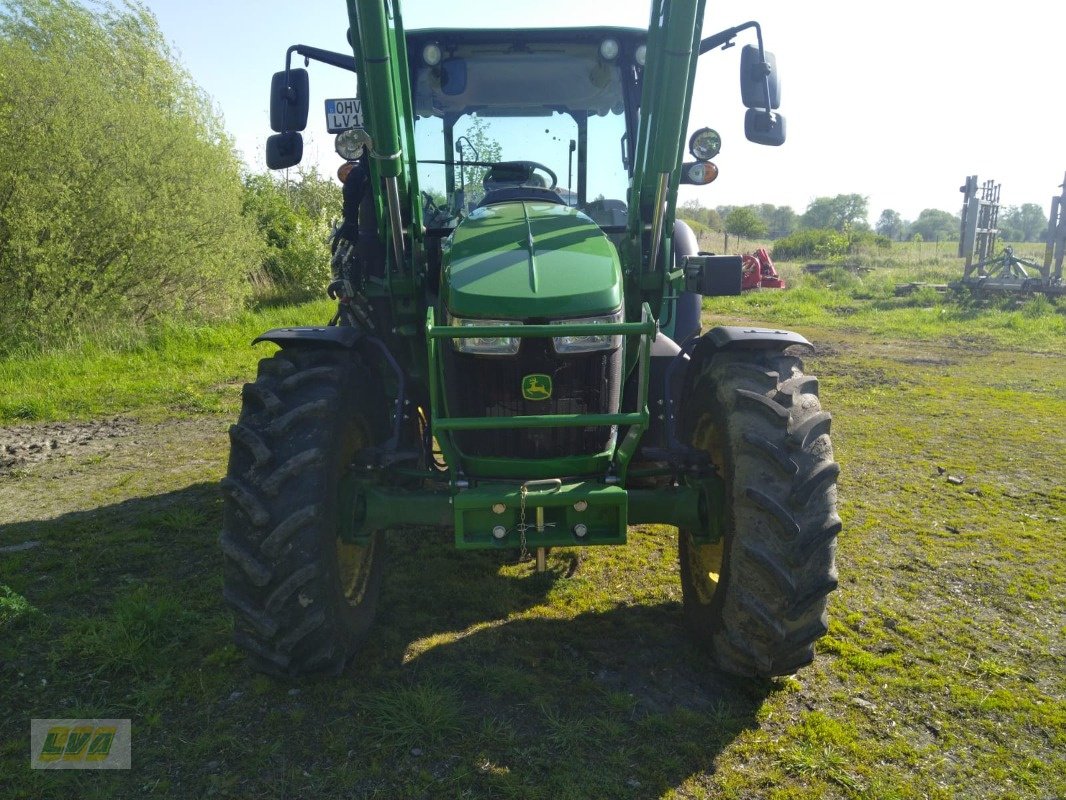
xmin=521 ymin=374 xmax=552 ymax=401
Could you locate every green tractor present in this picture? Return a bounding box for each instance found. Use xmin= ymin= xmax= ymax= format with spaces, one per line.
xmin=222 ymin=0 xmax=839 ymax=679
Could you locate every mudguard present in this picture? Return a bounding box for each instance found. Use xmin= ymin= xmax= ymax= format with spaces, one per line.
xmin=252 ymin=326 xmax=363 ymax=349
xmin=699 ymin=325 xmax=811 ymax=352
xmin=687 ymin=325 xmax=812 ymax=383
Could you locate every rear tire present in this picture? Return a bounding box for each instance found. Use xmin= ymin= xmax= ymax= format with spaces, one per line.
xmin=221 ymin=347 xmax=386 ymax=677
xmin=679 ymin=349 xmax=840 ymax=677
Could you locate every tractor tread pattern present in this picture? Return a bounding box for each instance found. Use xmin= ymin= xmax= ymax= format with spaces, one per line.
xmin=261 ymin=505 xmax=320 ymax=559
xmin=742 ymin=431 xmax=799 ymax=475
xmin=680 ymin=350 xmax=839 ymax=678
xmin=267 ymin=398 xmax=334 ymax=436
xmin=221 ymin=347 xmax=384 ymax=677
xmin=228 ymin=424 xmax=272 ymax=467
xmin=219 ymin=529 xmax=272 ymax=587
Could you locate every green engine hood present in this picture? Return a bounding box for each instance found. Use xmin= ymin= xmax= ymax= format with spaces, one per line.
xmin=442 ymin=201 xmax=622 ymax=319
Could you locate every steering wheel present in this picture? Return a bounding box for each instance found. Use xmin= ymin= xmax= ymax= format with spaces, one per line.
xmin=485 ymin=160 xmax=558 ymax=190
xmin=518 ymin=161 xmax=558 ymax=189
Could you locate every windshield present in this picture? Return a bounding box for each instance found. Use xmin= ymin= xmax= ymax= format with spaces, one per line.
xmin=409 ymin=34 xmax=638 ymax=228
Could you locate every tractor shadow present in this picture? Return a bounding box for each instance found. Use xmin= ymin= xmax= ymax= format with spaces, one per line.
xmin=352 ymin=530 xmax=775 ymax=796
xmin=365 ymin=597 xmax=773 ymax=798
xmin=1 ymin=483 xmax=774 ymax=797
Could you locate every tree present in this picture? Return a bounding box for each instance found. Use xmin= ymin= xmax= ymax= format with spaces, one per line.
xmin=725 ymin=207 xmax=767 ymax=245
xmin=909 ymin=208 xmax=960 ymax=242
xmin=876 ymin=209 xmax=904 ymax=240
xmin=454 ymin=115 xmax=502 ymax=205
xmin=800 ymin=194 xmax=869 ymax=232
xmin=0 ymin=0 xmax=259 ymax=351
xmin=1000 ymin=203 xmax=1046 ymax=242
xmin=764 ymin=205 xmax=798 ymax=239
xmin=678 ymin=199 xmax=722 ymax=231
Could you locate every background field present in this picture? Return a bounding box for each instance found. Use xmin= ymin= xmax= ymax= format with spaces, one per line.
xmin=1 ymin=261 xmax=1064 ymax=799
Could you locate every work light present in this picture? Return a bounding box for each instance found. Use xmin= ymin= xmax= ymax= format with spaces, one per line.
xmin=423 ymin=43 xmax=443 ymax=66
xmin=335 ymin=127 xmax=370 ymax=160
xmin=688 ymin=127 xmax=722 ymax=161
xmin=599 ymin=38 xmax=619 ymax=61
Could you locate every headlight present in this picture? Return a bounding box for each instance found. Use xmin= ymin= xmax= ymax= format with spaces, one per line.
xmin=451 ymin=317 xmax=520 ymax=356
xmin=688 ymin=127 xmax=722 ymax=162
xmin=335 ymin=127 xmax=370 ymax=160
xmin=552 ymin=309 xmax=623 ymax=353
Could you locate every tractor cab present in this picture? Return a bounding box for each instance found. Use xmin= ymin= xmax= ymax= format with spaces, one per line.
xmin=407 ymin=28 xmax=641 ymax=232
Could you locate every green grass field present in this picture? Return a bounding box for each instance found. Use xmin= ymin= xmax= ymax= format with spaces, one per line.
xmin=1 ymin=259 xmax=1064 ymax=798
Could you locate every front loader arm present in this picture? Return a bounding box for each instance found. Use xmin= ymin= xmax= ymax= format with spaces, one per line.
xmin=343 ymin=0 xmax=422 ymax=278
xmin=627 ymin=0 xmax=706 ymax=317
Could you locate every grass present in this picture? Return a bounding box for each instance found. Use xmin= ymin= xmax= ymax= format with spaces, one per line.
xmin=1 ymin=268 xmax=1064 ymax=797
xmin=699 ymin=240 xmax=1066 ymax=351
xmin=0 ymin=298 xmax=337 ymax=424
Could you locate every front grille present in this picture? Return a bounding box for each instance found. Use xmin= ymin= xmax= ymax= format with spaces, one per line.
xmin=442 ymin=339 xmax=622 ymax=459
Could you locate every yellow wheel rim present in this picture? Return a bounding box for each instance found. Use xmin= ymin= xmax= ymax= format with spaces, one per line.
xmin=336 ymin=537 xmax=376 ymax=606
xmin=687 ymin=536 xmax=724 ymax=605
xmin=687 ymin=406 xmax=728 ymax=606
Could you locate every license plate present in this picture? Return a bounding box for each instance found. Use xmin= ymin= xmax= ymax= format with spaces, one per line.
xmin=325 ymin=98 xmax=363 ymax=133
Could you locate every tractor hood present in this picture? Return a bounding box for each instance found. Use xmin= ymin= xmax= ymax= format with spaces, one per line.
xmin=442 ymin=202 xmax=622 ymax=320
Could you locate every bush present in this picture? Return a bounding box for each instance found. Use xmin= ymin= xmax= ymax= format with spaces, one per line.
xmin=0 ymin=0 xmax=261 ymax=352
xmin=772 ymin=229 xmax=850 ymax=261
xmin=242 ymin=170 xmax=340 ymax=299
xmin=772 ymin=228 xmax=892 ymax=262
xmin=849 ymin=230 xmax=892 ymax=250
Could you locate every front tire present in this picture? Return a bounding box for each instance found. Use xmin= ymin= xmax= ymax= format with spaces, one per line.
xmin=221 ymin=347 xmax=386 ymax=677
xmin=679 ymin=349 xmax=840 ymax=677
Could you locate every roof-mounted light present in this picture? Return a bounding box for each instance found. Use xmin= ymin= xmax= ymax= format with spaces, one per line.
xmin=599 ymin=38 xmax=619 ymax=61
xmin=635 ymin=44 xmax=647 ymax=66
xmin=423 ymin=42 xmax=442 ymax=66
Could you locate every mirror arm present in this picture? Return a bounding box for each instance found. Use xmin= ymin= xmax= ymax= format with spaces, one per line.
xmin=285 ymin=44 xmax=358 ymax=81
xmin=699 ymin=24 xmax=744 ymax=54
xmin=750 ymin=23 xmax=773 ymax=114
xmin=699 ymin=20 xmax=774 ymax=112
xmin=699 ymin=20 xmax=759 ymax=54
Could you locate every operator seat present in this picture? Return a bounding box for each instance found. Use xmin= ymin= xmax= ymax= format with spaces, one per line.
xmin=477 ymin=161 xmax=564 ymax=208
xmin=478 ymin=187 xmax=564 ymax=207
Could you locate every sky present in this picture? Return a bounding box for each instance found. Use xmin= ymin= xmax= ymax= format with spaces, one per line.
xmin=144 ymin=0 xmax=1065 ymax=225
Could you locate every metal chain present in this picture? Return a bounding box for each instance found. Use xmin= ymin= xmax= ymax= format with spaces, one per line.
xmin=517 ymin=484 xmax=530 ymax=562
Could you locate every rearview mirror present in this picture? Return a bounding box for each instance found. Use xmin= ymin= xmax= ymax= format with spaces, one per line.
xmin=739 ymin=45 xmax=780 ymax=110
xmin=744 ymin=109 xmax=786 ymax=146
xmin=266 ymin=131 xmax=304 ymax=169
xmin=270 ymin=68 xmax=309 ymax=132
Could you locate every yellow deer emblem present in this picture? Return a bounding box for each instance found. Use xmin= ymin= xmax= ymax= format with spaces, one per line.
xmin=521 ymin=374 xmax=553 ymax=401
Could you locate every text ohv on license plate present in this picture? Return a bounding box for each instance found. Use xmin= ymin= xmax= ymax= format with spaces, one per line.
xmin=325 ymin=98 xmax=363 ymax=133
